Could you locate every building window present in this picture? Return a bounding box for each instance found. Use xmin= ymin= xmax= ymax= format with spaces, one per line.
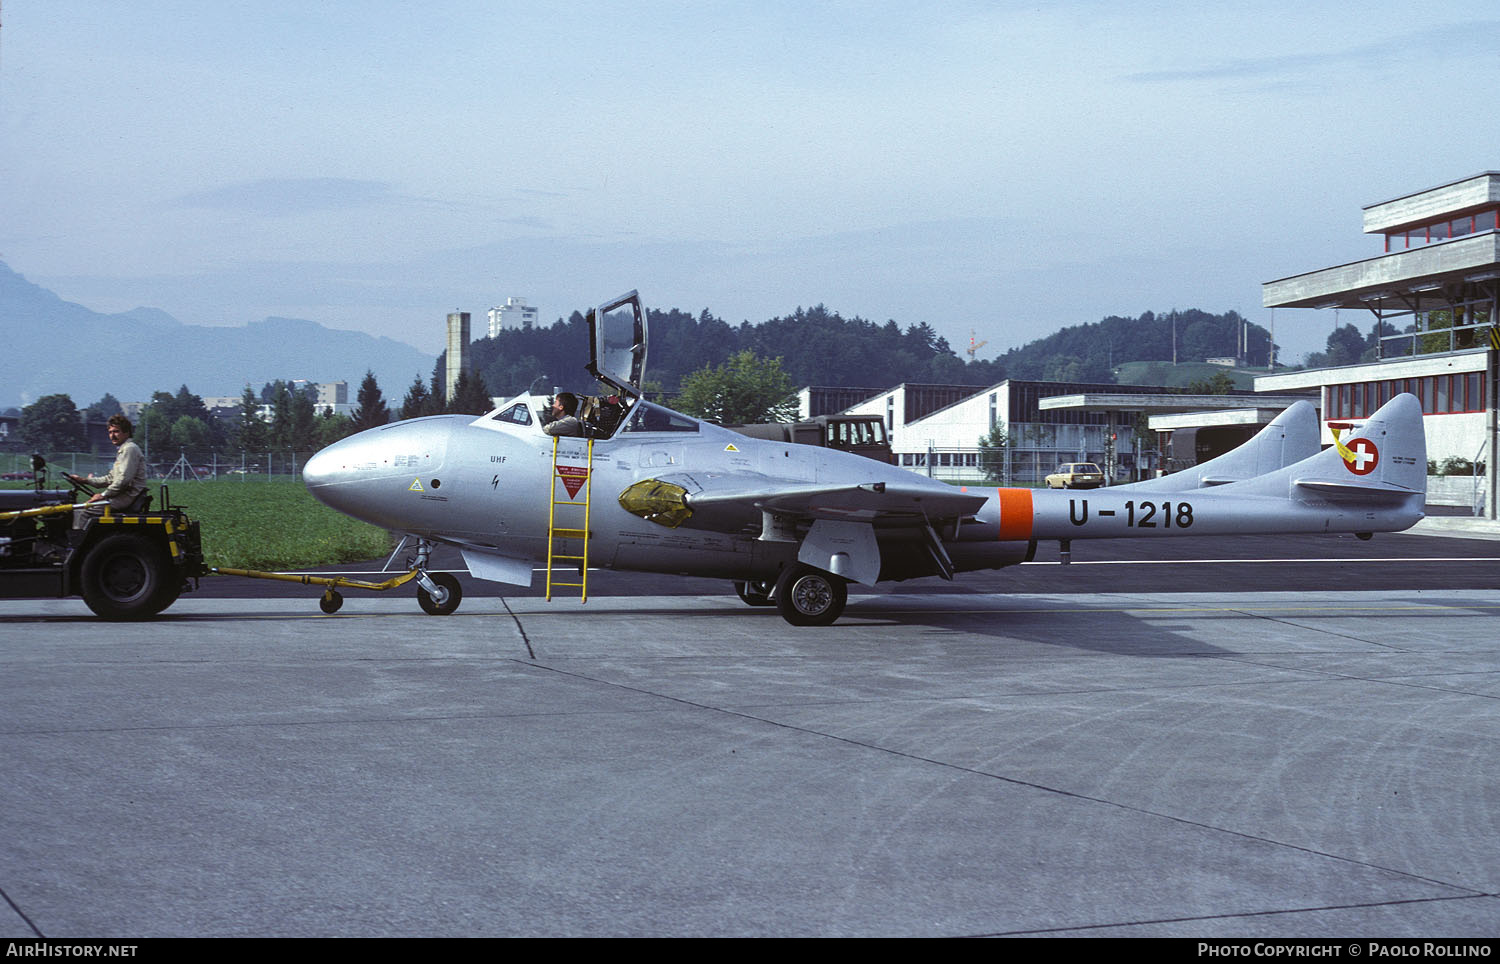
xmin=1329 ymin=375 xmax=1488 ymax=417
xmin=1384 ymin=207 xmax=1499 ymax=252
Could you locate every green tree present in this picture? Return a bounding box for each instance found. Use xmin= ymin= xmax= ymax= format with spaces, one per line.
xmin=447 ymin=369 xmax=493 ymax=416
xmin=315 ymin=410 xmax=354 ymax=448
xmin=269 ymin=383 xmax=294 ymax=451
xmin=1184 ymin=371 xmax=1236 ymax=395
xmin=1324 ymin=324 xmax=1366 ymax=366
xmin=169 ymin=416 xmax=212 ymax=451
xmin=83 ymin=393 xmax=123 ymax=423
xmin=235 ymin=385 xmax=267 ymax=452
xmin=289 ymin=390 xmax=318 ymax=452
xmin=18 ymin=394 xmax=87 ymax=453
xmin=136 ymin=391 xmax=176 ymax=455
xmin=977 ymin=424 xmax=1009 ymax=483
xmin=351 ymin=369 xmax=390 ymax=431
xmin=676 ymin=350 xmax=799 ymax=425
xmin=399 ymin=373 xmax=431 ymax=420
xmin=171 ymin=385 xmax=211 ymax=424
xmin=1417 ymin=311 xmax=1454 ymax=355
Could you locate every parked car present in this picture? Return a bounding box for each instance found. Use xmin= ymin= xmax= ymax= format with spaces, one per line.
xmin=1045 ymin=462 xmax=1105 ymax=489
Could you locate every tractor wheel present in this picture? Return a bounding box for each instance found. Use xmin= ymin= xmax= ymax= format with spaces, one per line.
xmin=79 ymin=533 xmax=168 ymax=620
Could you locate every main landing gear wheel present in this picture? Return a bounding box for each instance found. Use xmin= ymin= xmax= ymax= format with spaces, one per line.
xmin=733 ymin=579 xmax=776 ymax=607
xmin=79 ymin=532 xmax=168 ymax=620
xmin=319 ymin=590 xmax=344 ymax=614
xmin=417 ymin=572 xmax=462 ymax=615
xmin=774 ymin=564 xmax=847 ymax=627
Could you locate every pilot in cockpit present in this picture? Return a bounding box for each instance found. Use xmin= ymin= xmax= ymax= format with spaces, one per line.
xmin=541 ymin=391 xmax=584 ymax=437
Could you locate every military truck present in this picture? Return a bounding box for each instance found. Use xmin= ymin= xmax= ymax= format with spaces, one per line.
xmin=728 ymin=414 xmax=894 ymax=464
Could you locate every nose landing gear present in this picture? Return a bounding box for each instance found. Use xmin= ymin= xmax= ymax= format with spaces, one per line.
xmin=411 ymin=540 xmax=462 ymax=615
xmin=416 ymin=571 xmax=462 ymax=615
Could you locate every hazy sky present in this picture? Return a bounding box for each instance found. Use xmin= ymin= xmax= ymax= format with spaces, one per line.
xmin=3 ymin=1 xmax=1497 ymax=372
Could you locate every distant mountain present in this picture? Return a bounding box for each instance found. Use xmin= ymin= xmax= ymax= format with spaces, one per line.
xmin=0 ymin=262 xmax=433 ymax=408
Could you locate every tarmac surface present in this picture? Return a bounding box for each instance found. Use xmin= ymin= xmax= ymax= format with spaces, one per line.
xmin=3 ymin=526 xmax=1499 ymax=936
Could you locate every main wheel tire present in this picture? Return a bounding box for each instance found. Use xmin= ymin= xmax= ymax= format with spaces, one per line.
xmin=79 ymin=533 xmax=168 ymax=620
xmin=417 ymin=572 xmax=462 ymax=615
xmin=774 ymin=565 xmax=847 ymax=627
xmin=733 ymin=579 xmax=775 ymax=607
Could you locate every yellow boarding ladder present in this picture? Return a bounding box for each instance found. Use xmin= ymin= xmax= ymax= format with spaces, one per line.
xmin=546 ymin=436 xmax=594 ymax=601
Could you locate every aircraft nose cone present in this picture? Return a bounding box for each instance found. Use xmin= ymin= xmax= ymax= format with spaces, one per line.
xmin=303 ymin=447 xmax=336 ymax=489
xmin=301 ymin=417 xmax=458 ymax=524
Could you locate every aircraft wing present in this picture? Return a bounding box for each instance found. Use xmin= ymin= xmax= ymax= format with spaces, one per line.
xmin=619 ymin=471 xmax=988 ymax=533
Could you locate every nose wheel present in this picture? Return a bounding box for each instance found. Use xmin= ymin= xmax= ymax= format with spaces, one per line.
xmin=417 ymin=571 xmax=462 ymax=615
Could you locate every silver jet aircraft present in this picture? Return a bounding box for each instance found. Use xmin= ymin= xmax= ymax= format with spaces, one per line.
xmin=304 ymin=291 xmax=1426 ymax=625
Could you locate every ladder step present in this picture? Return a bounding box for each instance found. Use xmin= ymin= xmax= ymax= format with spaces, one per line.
xmin=549 ymin=435 xmax=592 ymax=602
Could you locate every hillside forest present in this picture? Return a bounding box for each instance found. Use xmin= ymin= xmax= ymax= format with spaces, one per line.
xmin=458 ymin=305 xmax=1277 ymax=399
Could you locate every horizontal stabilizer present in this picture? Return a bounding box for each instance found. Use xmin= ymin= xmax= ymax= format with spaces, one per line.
xmin=1293 ymin=479 xmax=1424 ymax=501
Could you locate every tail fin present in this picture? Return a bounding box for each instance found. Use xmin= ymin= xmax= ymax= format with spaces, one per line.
xmin=1221 ymin=393 xmax=1426 ymax=504
xmin=1121 ymin=399 xmax=1320 ymax=492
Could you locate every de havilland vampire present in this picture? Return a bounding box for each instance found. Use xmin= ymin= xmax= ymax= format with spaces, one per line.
xmin=304 ymin=291 xmax=1426 ymax=625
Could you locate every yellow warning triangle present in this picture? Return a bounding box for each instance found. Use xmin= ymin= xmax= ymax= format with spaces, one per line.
xmin=409 ymin=478 xmax=424 ymax=491
xmin=725 ymin=443 xmax=739 ymax=452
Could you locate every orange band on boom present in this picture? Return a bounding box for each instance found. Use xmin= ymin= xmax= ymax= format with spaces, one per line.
xmin=995 ymin=487 xmax=1034 ymax=541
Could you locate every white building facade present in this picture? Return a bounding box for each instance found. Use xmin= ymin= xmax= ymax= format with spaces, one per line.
xmin=488 ymin=298 xmax=539 ymax=337
xmin=842 ymin=380 xmax=1159 ymax=484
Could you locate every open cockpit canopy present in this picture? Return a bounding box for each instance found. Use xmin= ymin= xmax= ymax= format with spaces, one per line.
xmin=586 ymin=290 xmax=648 ymax=401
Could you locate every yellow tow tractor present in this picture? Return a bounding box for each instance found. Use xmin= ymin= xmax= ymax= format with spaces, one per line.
xmin=3 ymin=454 xmax=456 ymax=618
xmin=0 ymin=455 xmax=207 ymax=619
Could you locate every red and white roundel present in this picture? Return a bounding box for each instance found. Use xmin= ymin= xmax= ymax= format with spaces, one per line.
xmin=1343 ymin=437 xmax=1379 ymax=475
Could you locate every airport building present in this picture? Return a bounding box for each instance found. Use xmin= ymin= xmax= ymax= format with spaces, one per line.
xmin=795 ymin=386 xmax=884 ymax=418
xmin=839 ymin=379 xmax=1298 ymax=484
xmin=800 ymin=380 xmax=1313 ymax=484
xmin=1258 ymin=171 xmax=1499 ymax=517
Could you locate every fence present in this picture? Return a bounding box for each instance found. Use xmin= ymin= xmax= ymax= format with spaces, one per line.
xmin=894 ymin=446 xmax=1159 ymax=485
xmin=1 ymin=450 xmax=323 ymax=483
